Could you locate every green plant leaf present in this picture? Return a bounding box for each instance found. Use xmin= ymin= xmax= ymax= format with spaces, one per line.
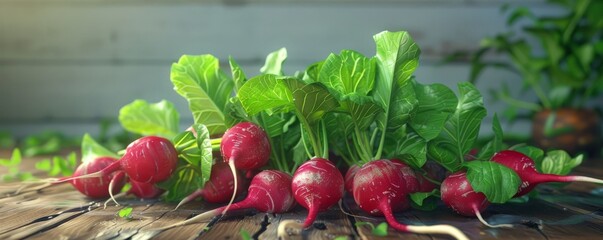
xmin=372 ymin=222 xmax=389 ymax=237
xmin=428 ymin=82 xmax=486 ymax=172
xmin=465 ymin=161 xmax=521 ymax=204
xmin=409 ymin=81 xmax=457 ymax=140
xmin=157 ymin=163 xmax=205 ymax=202
xmin=477 ymin=113 xmax=504 ymax=161
xmin=81 ymin=134 xmax=120 ymax=163
xmin=237 ymin=74 xmax=294 ymax=116
xmin=390 ymin=130 xmax=427 ymax=169
xmin=510 ymin=145 xmax=545 ymax=172
xmin=373 ymin=31 xmax=420 ymax=135
xmin=194 ymin=124 xmax=214 ymax=186
xmin=260 ymin=48 xmax=287 ymax=75
xmin=240 ymin=229 xmax=252 ymax=240
xmin=171 ymin=54 xmax=234 ymax=135
xmin=118 ymin=207 xmax=133 ymax=219
xmin=118 ymin=99 xmax=180 ymax=139
xmin=318 ymin=50 xmax=376 ymax=101
xmin=229 ymin=56 xmax=247 ymax=91
xmin=541 ymin=150 xmax=582 ymax=175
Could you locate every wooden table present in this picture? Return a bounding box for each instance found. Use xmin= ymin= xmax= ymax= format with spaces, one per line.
xmin=1 ymin=150 xmax=602 ymax=240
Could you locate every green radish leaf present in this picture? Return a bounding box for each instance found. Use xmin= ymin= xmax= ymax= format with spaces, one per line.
xmin=238 ymin=75 xmax=338 ymax=125
xmin=373 ymin=31 xmax=420 ymax=134
xmin=465 ymin=161 xmax=521 ymax=204
xmin=409 ymin=81 xmax=457 ymax=140
xmin=372 ymin=222 xmax=389 ymax=237
xmin=386 ymin=80 xmax=418 ymax=131
xmin=410 ymin=189 xmax=439 ymax=211
xmin=238 ymin=74 xmax=294 ymax=115
xmin=39 ymin=152 xmax=78 ymax=177
xmin=318 ymin=50 xmax=376 ymax=101
xmin=118 ymin=99 xmax=180 ymax=139
xmin=229 ymin=56 xmax=247 ymax=91
xmin=428 ymin=82 xmax=486 ymax=172
xmin=260 ymin=48 xmax=287 ymax=75
xmin=81 ymin=134 xmax=120 ymax=163
xmin=171 ymin=54 xmax=234 ymax=135
xmin=1 ymin=148 xmax=37 ymax=182
xmin=391 ymin=130 xmax=427 ymax=169
xmin=477 ymin=113 xmax=504 ymax=161
xmin=194 ymin=124 xmax=214 ymax=186
xmin=157 ymin=162 xmax=205 ymax=202
xmin=541 ymin=150 xmax=582 ymax=175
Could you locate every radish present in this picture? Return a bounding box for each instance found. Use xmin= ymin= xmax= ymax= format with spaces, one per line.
xmin=55 ymin=136 xmax=178 ymax=185
xmin=440 ymin=171 xmax=512 ymax=228
xmin=278 ymin=158 xmax=344 ymax=235
xmin=70 ymin=157 xmax=127 ymax=199
xmin=344 ymin=164 xmax=360 ymax=193
xmin=174 ymin=161 xmax=246 ymax=210
xmin=219 ymin=122 xmax=271 ymax=213
xmin=491 ymin=150 xmax=603 ymax=197
xmin=353 ymin=159 xmax=469 ymax=240
xmin=157 ymin=169 xmax=295 ymax=231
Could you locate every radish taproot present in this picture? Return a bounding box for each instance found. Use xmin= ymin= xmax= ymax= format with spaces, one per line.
xmin=277 ymin=158 xmax=344 ymax=236
xmin=55 ymin=136 xmax=178 ymax=185
xmin=156 ymin=169 xmax=295 ymax=231
xmin=174 ymin=161 xmax=246 ymax=210
xmin=491 ymin=150 xmax=603 ymax=197
xmin=219 ymin=122 xmax=271 ymax=213
xmin=353 ymin=159 xmax=469 ymax=240
xmin=441 ymin=171 xmax=512 ymax=228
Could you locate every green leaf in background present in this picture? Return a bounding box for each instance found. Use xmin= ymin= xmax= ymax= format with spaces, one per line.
xmin=118 ymin=99 xmax=180 ymax=139
xmin=171 ymin=54 xmax=234 ymax=135
xmin=389 ymin=130 xmax=427 ymax=169
xmin=465 ymin=161 xmax=521 ymax=204
xmin=0 ymin=131 xmax=15 ymax=148
xmin=260 ymin=48 xmax=288 ymax=75
xmin=156 ymin=162 xmax=205 ymax=202
xmin=541 ymin=150 xmax=582 ymax=175
xmin=240 ymin=229 xmax=252 ymax=240
xmin=409 ymin=81 xmax=457 ymax=140
xmin=1 ymin=148 xmax=36 ymax=182
xmin=35 ymin=152 xmax=78 ymax=177
xmin=118 ymin=207 xmax=133 ymax=219
xmin=286 ymin=80 xmax=339 ymax=125
xmin=81 ymin=134 xmax=120 ymax=163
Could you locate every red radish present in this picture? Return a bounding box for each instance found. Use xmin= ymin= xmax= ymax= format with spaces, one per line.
xmin=491 ymin=150 xmax=603 ymax=197
xmin=55 ymin=136 xmax=178 ymax=185
xmin=353 ymin=159 xmax=469 ymax=240
xmin=219 ymin=122 xmax=271 ymax=213
xmin=157 ymin=169 xmax=295 ymax=231
xmin=391 ymin=159 xmax=420 ymax=193
xmin=441 ymin=171 xmax=512 ymax=228
xmin=174 ymin=161 xmax=246 ymax=210
xmin=344 ymin=164 xmax=360 ymax=193
xmin=70 ymin=157 xmax=127 ymax=199
xmin=278 ymin=158 xmax=344 ymax=234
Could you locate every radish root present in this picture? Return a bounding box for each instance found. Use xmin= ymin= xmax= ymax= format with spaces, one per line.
xmin=474 ymin=206 xmax=513 ymax=228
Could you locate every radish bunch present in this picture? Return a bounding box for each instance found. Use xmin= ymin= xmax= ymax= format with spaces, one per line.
xmin=352 ymin=159 xmax=468 ymax=240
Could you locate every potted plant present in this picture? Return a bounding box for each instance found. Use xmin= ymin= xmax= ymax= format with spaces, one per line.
xmin=464 ymin=0 xmax=603 ymax=156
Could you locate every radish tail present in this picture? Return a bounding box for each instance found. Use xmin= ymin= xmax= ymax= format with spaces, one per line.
xmin=379 ymin=199 xmax=468 ymax=240
xmin=174 ymin=189 xmax=204 ymax=210
xmin=222 ymin=160 xmax=238 ymax=215
xmin=473 ymin=205 xmax=512 ymax=228
xmin=566 ymin=175 xmax=603 ymax=185
xmin=104 ymin=192 xmax=127 ymax=209
xmin=302 ymin=204 xmax=319 ymax=228
xmin=54 ymin=161 xmax=121 ymax=183
xmin=13 ymin=177 xmax=67 ymax=195
xmin=106 ymin=173 xmax=126 ymax=209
